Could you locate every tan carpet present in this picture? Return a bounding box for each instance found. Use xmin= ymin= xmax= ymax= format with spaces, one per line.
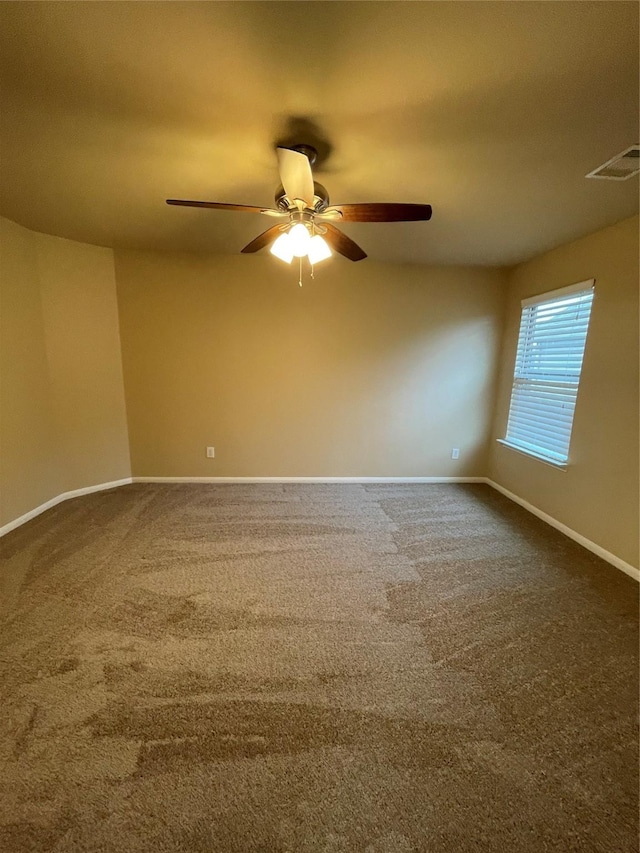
xmin=0 ymin=483 xmax=637 ymax=852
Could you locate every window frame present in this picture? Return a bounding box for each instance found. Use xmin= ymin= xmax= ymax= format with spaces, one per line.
xmin=498 ymin=278 xmax=595 ymax=469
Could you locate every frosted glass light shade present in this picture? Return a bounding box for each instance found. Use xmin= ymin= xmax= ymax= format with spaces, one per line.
xmin=289 ymin=223 xmax=312 ymax=257
xmin=270 ymin=232 xmax=294 ymax=263
xmin=307 ymin=235 xmax=332 ymax=264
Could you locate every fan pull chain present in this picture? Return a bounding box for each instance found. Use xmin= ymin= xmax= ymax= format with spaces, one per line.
xmin=298 ymin=256 xmax=303 ymax=287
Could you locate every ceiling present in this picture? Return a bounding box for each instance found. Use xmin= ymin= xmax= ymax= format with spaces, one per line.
xmin=0 ymin=1 xmax=637 ymax=266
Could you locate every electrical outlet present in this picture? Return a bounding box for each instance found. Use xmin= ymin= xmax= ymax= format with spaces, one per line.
xmin=206 ymin=447 xmax=215 ymax=458
xmin=451 ymin=448 xmax=460 ymax=460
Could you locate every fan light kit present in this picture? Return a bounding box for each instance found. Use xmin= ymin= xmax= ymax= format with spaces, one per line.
xmin=167 ymin=144 xmax=432 ymax=284
xmin=271 ymin=224 xmax=332 ymax=265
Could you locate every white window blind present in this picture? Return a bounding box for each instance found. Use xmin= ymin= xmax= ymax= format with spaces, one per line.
xmin=503 ymin=280 xmax=594 ymax=465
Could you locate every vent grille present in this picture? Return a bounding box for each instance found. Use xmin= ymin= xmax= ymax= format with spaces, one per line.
xmin=586 ymin=146 xmax=640 ymax=181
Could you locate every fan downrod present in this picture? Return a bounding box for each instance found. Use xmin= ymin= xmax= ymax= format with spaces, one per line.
xmin=291 ymin=144 xmax=318 ymax=165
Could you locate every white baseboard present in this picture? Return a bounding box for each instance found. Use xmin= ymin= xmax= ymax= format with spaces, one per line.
xmin=132 ymin=476 xmax=486 ymax=484
xmin=485 ymin=478 xmax=639 ymax=582
xmin=0 ymin=478 xmax=133 ymax=537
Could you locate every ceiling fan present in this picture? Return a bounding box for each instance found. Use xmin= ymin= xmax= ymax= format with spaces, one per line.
xmin=166 ymin=145 xmax=432 ymax=264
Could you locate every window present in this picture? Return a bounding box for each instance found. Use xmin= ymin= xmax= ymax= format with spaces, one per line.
xmin=500 ymin=279 xmax=595 ymax=466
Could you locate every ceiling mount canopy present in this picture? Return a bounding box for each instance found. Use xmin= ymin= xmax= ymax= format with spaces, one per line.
xmin=166 ymin=143 xmax=433 ymax=268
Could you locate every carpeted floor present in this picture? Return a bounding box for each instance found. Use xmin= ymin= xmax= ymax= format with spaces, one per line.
xmin=0 ymin=483 xmax=637 ymax=852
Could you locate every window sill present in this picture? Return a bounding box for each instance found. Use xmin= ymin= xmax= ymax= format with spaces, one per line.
xmin=496 ymin=439 xmax=568 ymax=471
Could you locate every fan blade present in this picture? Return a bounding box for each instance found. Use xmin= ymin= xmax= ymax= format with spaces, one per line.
xmin=276 ymin=147 xmax=315 ymax=208
xmin=240 ymin=225 xmax=284 ymax=254
xmin=166 ymin=199 xmax=284 ymax=216
xmin=322 ymin=223 xmax=367 ymax=262
xmin=321 ymin=203 xmax=432 ymax=222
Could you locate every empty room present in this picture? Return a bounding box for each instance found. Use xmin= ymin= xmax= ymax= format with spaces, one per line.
xmin=0 ymin=2 xmax=638 ymax=851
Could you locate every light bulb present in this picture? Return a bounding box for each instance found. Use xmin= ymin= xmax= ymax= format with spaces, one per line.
xmin=288 ymin=223 xmax=312 ymax=257
xmin=270 ymin=232 xmax=294 ymax=263
xmin=307 ymin=235 xmax=332 ymax=265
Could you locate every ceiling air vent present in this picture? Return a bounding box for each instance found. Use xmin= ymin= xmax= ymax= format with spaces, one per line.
xmin=586 ymin=145 xmax=640 ymax=181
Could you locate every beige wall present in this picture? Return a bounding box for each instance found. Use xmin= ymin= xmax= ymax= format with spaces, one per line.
xmin=490 ymin=215 xmax=639 ymax=568
xmin=0 ymin=217 xmax=131 ymax=527
xmin=115 ymin=251 xmax=506 ymax=478
xmin=1 ymin=217 xmax=58 ymax=522
xmin=4 ymin=211 xmax=636 ymax=569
